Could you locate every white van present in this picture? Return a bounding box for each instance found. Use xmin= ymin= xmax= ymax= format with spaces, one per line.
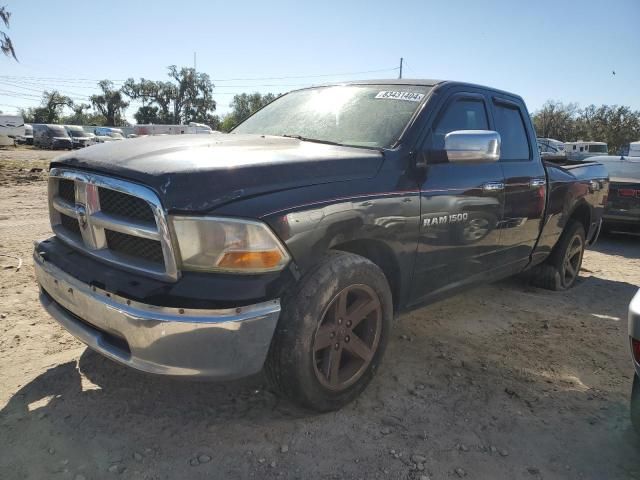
xmin=621 ymin=141 xmax=640 ymax=157
xmin=0 ymin=115 xmax=25 ymax=147
xmin=565 ymin=141 xmax=608 ymax=161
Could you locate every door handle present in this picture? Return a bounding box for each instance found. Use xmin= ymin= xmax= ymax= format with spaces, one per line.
xmin=530 ymin=178 xmax=546 ymax=189
xmin=482 ymin=182 xmax=504 ymax=192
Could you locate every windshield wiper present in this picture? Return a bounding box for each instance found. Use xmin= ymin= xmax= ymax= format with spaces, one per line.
xmin=280 ymin=134 xmax=345 ymax=147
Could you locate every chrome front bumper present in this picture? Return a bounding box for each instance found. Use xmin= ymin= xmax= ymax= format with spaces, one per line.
xmin=630 ymin=289 xmax=640 ymax=378
xmin=34 ymin=249 xmax=281 ymax=379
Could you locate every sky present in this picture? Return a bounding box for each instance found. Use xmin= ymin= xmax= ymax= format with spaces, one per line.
xmin=1 ymin=0 xmax=638 ymax=123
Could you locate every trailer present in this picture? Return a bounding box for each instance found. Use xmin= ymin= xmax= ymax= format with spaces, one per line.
xmin=133 ymin=122 xmax=214 ymax=136
xmin=0 ymin=115 xmax=25 ymax=147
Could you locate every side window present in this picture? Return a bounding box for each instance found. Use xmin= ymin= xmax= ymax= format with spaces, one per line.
xmin=493 ymin=102 xmax=531 ymax=161
xmin=429 ymin=98 xmax=489 ymax=162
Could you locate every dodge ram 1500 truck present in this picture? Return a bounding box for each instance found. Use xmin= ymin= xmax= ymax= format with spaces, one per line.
xmin=34 ymin=79 xmax=609 ymax=411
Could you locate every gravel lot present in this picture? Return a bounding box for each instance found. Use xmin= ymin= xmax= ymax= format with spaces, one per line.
xmin=1 ymin=147 xmax=639 ymax=480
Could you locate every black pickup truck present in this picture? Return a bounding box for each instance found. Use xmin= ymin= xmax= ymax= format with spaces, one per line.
xmin=34 ymin=79 xmax=609 ymax=411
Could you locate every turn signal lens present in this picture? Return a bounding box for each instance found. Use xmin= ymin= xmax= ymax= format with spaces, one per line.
xmin=217 ymin=250 xmax=284 ymax=269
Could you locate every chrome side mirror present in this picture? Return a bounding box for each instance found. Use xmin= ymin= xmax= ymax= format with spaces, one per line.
xmin=444 ymin=130 xmax=501 ymax=163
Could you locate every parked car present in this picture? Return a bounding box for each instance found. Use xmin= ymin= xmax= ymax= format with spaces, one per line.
xmin=65 ymin=125 xmax=97 ymax=148
xmin=565 ymin=141 xmax=608 ymax=161
xmin=94 ymin=127 xmax=126 ymax=143
xmin=629 ymin=290 xmax=640 ymax=433
xmin=16 ymin=123 xmax=34 ymax=145
xmin=537 ymin=137 xmax=566 ymax=160
xmin=33 ymin=124 xmax=73 ymax=150
xmin=0 ymin=115 xmax=25 ymax=147
xmin=582 ymin=156 xmax=640 ymax=232
xmin=34 ymin=79 xmax=609 ymax=411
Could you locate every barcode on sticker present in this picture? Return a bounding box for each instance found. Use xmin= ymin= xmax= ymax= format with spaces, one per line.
xmin=375 ymin=91 xmax=425 ymax=102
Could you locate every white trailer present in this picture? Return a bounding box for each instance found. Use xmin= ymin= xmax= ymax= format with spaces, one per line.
xmin=0 ymin=115 xmax=25 ymax=147
xmin=134 ymin=122 xmax=214 ymax=136
xmin=565 ymin=141 xmax=608 ymax=161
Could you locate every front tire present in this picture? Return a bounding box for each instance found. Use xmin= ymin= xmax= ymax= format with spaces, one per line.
xmin=531 ymin=220 xmax=586 ymax=291
xmin=265 ymin=251 xmax=393 ymax=412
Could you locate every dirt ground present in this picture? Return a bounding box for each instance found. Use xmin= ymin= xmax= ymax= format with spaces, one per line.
xmin=1 ymin=147 xmax=639 ymax=480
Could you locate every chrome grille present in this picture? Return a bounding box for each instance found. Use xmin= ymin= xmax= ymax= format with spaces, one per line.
xmin=105 ymin=230 xmax=165 ymax=264
xmin=48 ymin=168 xmax=178 ymax=281
xmin=99 ymin=188 xmax=156 ymax=224
xmin=60 ymin=213 xmax=81 ymax=237
xmin=58 ymin=179 xmax=75 ymax=204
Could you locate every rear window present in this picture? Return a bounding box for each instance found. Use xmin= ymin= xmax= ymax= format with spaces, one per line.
xmin=493 ymin=103 xmax=530 ymax=161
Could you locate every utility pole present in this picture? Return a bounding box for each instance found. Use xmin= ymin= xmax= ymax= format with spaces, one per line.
xmin=399 ymin=57 xmax=403 ymax=79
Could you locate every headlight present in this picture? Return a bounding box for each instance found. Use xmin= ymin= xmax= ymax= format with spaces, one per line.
xmin=170 ymin=216 xmax=290 ymax=273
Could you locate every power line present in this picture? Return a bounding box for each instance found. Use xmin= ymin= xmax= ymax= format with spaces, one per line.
xmin=211 ymin=66 xmax=399 ymax=81
xmin=0 ymin=80 xmax=91 ymax=99
xmin=0 ymin=66 xmax=399 ymax=84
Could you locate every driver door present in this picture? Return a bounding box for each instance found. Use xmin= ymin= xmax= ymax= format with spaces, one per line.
xmin=410 ymin=92 xmax=506 ymax=305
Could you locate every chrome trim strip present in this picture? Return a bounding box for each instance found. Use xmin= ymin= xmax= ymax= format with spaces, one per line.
xmin=51 ymin=196 xmax=78 ymax=217
xmin=91 ymin=212 xmax=160 ymax=240
xmin=48 ymin=167 xmax=179 ymax=281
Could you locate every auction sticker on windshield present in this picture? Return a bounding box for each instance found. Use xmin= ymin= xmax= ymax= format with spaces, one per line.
xmin=375 ymin=91 xmax=425 ymax=102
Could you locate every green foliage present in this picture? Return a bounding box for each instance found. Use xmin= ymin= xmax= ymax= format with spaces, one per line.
xmin=61 ymin=103 xmax=107 ymax=126
xmin=532 ymin=101 xmax=640 ymax=154
xmin=220 ymin=92 xmax=278 ymax=132
xmin=1 ymin=5 xmax=17 ymax=61
xmin=20 ymin=91 xmax=73 ymax=123
xmin=90 ymin=80 xmax=129 ymax=126
xmin=123 ymin=66 xmax=218 ymax=126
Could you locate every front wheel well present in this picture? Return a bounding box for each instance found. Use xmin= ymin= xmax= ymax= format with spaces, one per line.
xmin=330 ymin=239 xmax=400 ymax=313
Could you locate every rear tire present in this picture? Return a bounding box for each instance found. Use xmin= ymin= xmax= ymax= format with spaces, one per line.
xmin=265 ymin=251 xmax=393 ymax=412
xmin=530 ymin=220 xmax=586 ymax=291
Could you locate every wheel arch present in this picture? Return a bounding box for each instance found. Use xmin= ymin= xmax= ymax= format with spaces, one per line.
xmin=566 ymin=200 xmax=591 ymax=236
xmin=330 ymin=238 xmax=402 ymax=313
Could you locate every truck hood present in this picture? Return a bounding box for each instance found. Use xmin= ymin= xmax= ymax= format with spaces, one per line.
xmin=51 ymin=133 xmax=384 ymax=212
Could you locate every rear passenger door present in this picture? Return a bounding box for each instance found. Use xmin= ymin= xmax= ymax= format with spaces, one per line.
xmin=410 ymin=91 xmax=506 ymax=305
xmin=491 ymin=96 xmax=547 ymax=271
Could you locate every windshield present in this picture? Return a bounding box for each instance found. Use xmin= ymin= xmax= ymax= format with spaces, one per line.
xmin=233 ymin=85 xmax=431 ymax=148
xmin=588 ymin=144 xmax=608 ymax=153
xmin=68 ymin=129 xmax=90 ymax=137
xmin=48 ymin=126 xmax=68 ymax=137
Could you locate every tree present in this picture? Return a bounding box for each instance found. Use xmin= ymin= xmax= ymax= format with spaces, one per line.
xmin=1 ymin=5 xmax=17 ymax=60
xmin=90 ymin=80 xmax=129 ymax=126
xmin=575 ymin=104 xmax=640 ymax=154
xmin=123 ymin=66 xmax=218 ymax=126
xmin=61 ymin=103 xmax=106 ymax=126
xmin=531 ymin=101 xmax=640 ymax=154
xmin=20 ymin=91 xmax=72 ymax=123
xmin=531 ymin=101 xmax=580 ymax=141
xmin=220 ymin=92 xmax=278 ymax=132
